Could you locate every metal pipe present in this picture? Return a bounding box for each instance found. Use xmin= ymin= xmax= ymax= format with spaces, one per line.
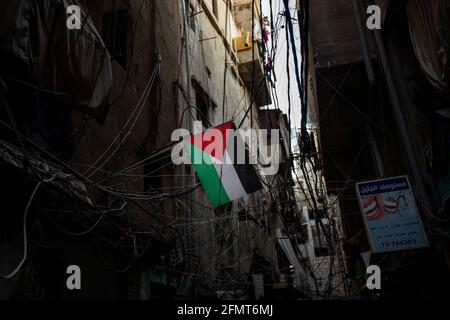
xmin=352 ymin=0 xmax=376 ymax=86
xmin=352 ymin=0 xmax=385 ymax=178
xmin=181 ymin=0 xmax=193 ymax=110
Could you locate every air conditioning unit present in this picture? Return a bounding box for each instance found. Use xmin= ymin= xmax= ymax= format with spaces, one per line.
xmin=233 ymin=32 xmax=253 ymax=52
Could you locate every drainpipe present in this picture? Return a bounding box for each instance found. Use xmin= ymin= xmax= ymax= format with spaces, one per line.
xmin=180 ymin=0 xmax=189 ymax=191
xmin=367 ymin=1 xmax=432 ymax=212
xmin=181 ymin=0 xmax=193 ymax=111
xmin=352 ymin=0 xmax=385 ymax=178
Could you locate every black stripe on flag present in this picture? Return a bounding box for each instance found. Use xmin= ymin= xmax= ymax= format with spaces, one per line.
xmin=227 ymin=122 xmax=262 ymax=195
xmin=233 ymin=161 xmax=262 ymax=194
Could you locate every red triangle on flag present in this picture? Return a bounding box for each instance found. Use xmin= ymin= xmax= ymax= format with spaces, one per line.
xmin=189 ymin=121 xmax=234 ymax=161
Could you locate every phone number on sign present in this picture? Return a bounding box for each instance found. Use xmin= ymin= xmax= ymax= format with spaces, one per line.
xmin=381 ymin=239 xmax=417 ymax=248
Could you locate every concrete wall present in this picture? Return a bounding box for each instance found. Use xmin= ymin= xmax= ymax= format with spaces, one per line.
xmin=67 ymin=0 xmax=281 ymax=297
xmin=182 ymin=0 xmax=279 ymax=295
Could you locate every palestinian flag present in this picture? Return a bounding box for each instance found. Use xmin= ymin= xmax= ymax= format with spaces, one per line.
xmin=186 ymin=121 xmax=262 ymax=208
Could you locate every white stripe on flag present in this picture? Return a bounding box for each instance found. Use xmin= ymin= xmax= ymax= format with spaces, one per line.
xmin=211 ymin=152 xmax=247 ymax=201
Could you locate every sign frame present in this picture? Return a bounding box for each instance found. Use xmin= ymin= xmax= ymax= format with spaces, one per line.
xmin=356 ymin=175 xmax=429 ymax=254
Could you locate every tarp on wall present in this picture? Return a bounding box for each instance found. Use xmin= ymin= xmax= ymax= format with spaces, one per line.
xmin=407 ymin=0 xmax=450 ymax=92
xmin=0 ymin=0 xmax=112 ymax=122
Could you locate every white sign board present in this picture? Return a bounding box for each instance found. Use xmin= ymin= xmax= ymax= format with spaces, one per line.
xmin=356 ymin=176 xmax=429 ymax=253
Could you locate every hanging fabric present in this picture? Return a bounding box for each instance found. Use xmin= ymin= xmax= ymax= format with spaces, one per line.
xmin=407 ymin=0 xmax=450 ymax=92
xmin=0 ymin=0 xmax=113 ymax=123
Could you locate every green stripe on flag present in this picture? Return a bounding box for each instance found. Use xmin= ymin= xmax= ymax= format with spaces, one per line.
xmin=188 ymin=143 xmax=230 ymax=207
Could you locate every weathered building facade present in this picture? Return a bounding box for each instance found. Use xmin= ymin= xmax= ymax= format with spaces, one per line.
xmin=293 ymin=128 xmax=349 ymax=299
xmin=0 ymin=0 xmax=308 ymax=300
xmin=304 ymin=0 xmax=450 ymax=298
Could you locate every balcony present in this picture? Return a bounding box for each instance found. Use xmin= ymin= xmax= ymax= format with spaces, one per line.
xmin=233 ymin=35 xmax=272 ymax=107
xmin=233 ymin=0 xmax=272 ymax=107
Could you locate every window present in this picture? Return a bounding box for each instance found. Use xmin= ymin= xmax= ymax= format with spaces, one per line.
xmin=196 ymin=89 xmax=210 ymax=127
xmin=308 ymin=208 xmax=326 ymax=220
xmin=312 ymin=225 xmax=332 ymax=257
xmin=294 ymin=223 xmax=309 ymax=244
xmin=205 ymin=66 xmax=212 ymax=79
xmin=212 ymin=0 xmax=218 ymax=18
xmin=102 ymin=10 xmax=129 ymax=69
xmin=302 ymin=224 xmax=309 ymax=241
xmin=192 ymin=78 xmax=217 ymax=128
